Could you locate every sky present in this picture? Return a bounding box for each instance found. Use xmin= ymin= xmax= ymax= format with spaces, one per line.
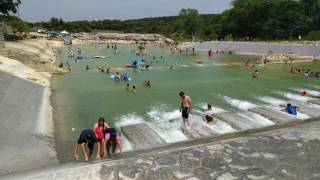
xmin=18 ymin=0 xmax=233 ymax=22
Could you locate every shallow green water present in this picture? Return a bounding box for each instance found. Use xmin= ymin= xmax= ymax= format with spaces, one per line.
xmin=52 ymin=44 xmax=320 ymax=162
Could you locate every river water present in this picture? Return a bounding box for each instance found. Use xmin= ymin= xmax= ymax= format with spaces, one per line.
xmin=52 ymin=43 xmax=320 ymax=162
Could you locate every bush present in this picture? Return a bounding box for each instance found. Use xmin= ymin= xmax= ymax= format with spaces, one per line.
xmin=304 ymin=31 xmax=320 ymax=40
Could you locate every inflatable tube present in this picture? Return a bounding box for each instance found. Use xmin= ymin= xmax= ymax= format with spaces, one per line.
xmin=76 ymin=56 xmax=83 ymax=60
xmin=137 ymin=61 xmax=146 ymax=65
xmin=110 ymin=75 xmax=131 ymax=81
xmin=196 ymin=60 xmax=203 ymax=64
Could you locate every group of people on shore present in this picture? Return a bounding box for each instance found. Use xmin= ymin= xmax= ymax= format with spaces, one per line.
xmin=291 ymin=67 xmax=320 ymax=78
xmin=74 ymin=117 xmax=123 ymax=161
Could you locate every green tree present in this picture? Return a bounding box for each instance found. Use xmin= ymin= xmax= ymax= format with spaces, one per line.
xmin=176 ymin=8 xmax=203 ymax=39
xmin=301 ymin=0 xmax=320 ymax=30
xmin=0 ymin=0 xmax=21 ymax=16
xmin=7 ymin=16 xmax=29 ymax=33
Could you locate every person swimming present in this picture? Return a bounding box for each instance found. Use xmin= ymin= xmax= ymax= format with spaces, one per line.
xmin=252 ymin=70 xmax=259 ymax=78
xmin=126 ymin=83 xmax=131 ymax=91
xmin=132 ymin=85 xmax=136 ymax=93
xmin=301 ymin=91 xmax=309 ymax=97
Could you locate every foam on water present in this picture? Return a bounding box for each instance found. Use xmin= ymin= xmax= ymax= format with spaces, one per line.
xmin=295 ymin=113 xmax=310 ymax=120
xmin=223 ymin=96 xmax=257 ymax=111
xmin=114 ymin=113 xmax=145 ymax=127
xmin=277 ymin=92 xmax=311 ymax=102
xmin=147 ymin=107 xmax=188 ymax=143
xmin=259 ymin=97 xmax=310 ymax=120
xmin=195 ymin=102 xmax=226 ymax=113
xmin=291 ymin=87 xmax=320 ymax=97
xmin=114 ymin=113 xmax=145 ymax=151
xmin=119 ymin=135 xmax=133 ymax=151
xmin=238 ymin=112 xmax=274 ymax=127
xmin=257 ymin=96 xmax=286 ymax=106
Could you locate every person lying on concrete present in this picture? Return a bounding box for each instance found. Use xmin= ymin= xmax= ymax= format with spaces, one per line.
xmin=92 ymin=117 xmax=110 ymax=160
xmin=74 ymin=129 xmax=99 ymax=161
xmin=103 ymin=128 xmax=123 ymax=158
xmin=285 ymin=103 xmax=299 ymax=115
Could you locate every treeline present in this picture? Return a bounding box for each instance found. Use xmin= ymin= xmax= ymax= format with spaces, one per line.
xmin=4 ymin=0 xmax=320 ymax=41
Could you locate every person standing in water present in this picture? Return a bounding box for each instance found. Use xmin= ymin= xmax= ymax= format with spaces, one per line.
xmin=73 ymin=129 xmax=98 ymax=161
xmin=126 ymin=83 xmax=131 ymax=91
xmin=132 ymin=85 xmax=136 ymax=93
xmin=179 ymin=91 xmax=192 ymax=128
xmin=252 ymin=70 xmax=259 ymax=78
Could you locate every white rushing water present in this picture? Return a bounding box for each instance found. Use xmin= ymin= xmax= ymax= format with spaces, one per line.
xmin=223 ymin=96 xmax=258 ymax=111
xmin=277 ymin=91 xmax=311 ymax=102
xmin=258 ymin=95 xmax=310 ymax=120
xmin=147 ymin=107 xmax=188 ymax=143
xmin=114 ymin=113 xmax=145 ymax=151
xmin=291 ymin=87 xmax=320 ymax=97
xmin=257 ymin=96 xmax=286 ymax=106
xmin=115 ymin=113 xmax=145 ymax=127
xmin=239 ymin=112 xmax=274 ymax=127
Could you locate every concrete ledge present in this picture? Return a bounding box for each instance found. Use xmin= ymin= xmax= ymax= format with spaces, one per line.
xmin=121 ymin=123 xmax=166 ymax=149
xmin=249 ymin=107 xmax=298 ymax=123
xmin=4 ymin=118 xmax=320 ymax=180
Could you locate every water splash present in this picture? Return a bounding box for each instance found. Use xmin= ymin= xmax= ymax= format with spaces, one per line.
xmin=115 ymin=113 xmax=145 ymax=127
xmin=146 ymin=107 xmax=188 ymax=143
xmin=223 ymin=96 xmax=257 ymax=111
xmin=238 ymin=112 xmax=274 ymax=127
xmin=277 ymin=92 xmax=311 ymax=102
xmin=257 ymin=96 xmax=286 ymax=106
xmin=291 ymin=87 xmax=320 ymax=97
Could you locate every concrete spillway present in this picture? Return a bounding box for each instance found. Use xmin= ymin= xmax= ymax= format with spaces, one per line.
xmin=180 ymin=114 xmax=218 ymax=139
xmin=120 ymin=123 xmax=166 ymax=149
xmin=308 ymin=99 xmax=320 ymax=106
xmin=248 ymin=107 xmax=298 ymax=124
xmin=213 ymin=112 xmax=260 ymax=130
xmin=0 ymin=71 xmax=57 ymax=175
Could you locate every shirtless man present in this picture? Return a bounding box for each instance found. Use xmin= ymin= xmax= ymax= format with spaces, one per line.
xmin=179 ymin=91 xmax=192 ymax=128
